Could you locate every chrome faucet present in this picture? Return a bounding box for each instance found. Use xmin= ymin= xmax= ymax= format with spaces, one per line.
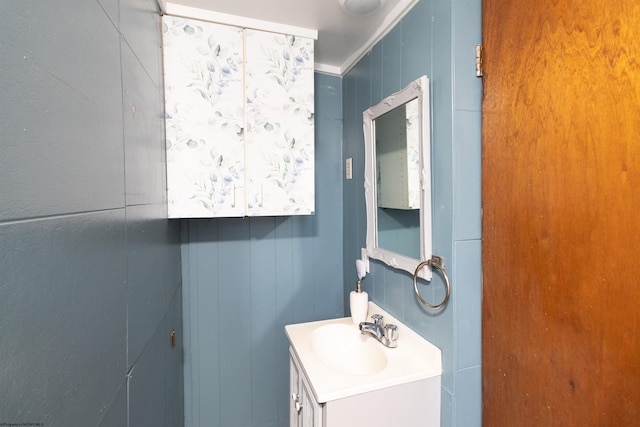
xmin=359 ymin=314 xmax=399 ymax=348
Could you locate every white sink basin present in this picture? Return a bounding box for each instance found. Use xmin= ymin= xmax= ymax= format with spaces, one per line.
xmin=310 ymin=323 xmax=387 ymax=375
xmin=285 ymin=302 xmax=442 ymax=403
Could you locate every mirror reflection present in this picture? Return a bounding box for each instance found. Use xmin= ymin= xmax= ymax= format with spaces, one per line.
xmin=375 ymin=98 xmax=421 ymax=259
xmin=362 ymin=75 xmax=431 ymax=278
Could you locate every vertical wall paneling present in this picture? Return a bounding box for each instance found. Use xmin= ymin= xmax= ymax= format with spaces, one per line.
xmin=341 ymin=0 xmax=482 ymax=425
xmin=273 ymin=216 xmax=296 ymax=420
xmin=382 ymin=23 xmax=403 ymax=96
xmin=218 ymin=218 xmax=253 ymax=427
xmin=249 ymin=217 xmax=278 ymax=422
xmin=0 ymin=0 xmax=183 ymax=425
xmin=311 ymin=77 xmax=343 ymax=318
xmin=182 ymin=72 xmax=343 ymax=427
xmin=182 ymin=221 xmax=221 ymax=427
xmin=341 ymin=71 xmax=362 ymax=308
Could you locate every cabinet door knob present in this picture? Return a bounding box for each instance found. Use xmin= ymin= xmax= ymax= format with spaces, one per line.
xmin=292 ymin=393 xmax=303 ymax=413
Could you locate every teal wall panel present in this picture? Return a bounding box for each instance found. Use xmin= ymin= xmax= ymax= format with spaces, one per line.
xmin=0 ymin=0 xmax=183 ymax=425
xmin=382 ymin=23 xmax=403 ymax=95
xmin=129 ymin=286 xmax=184 ymax=427
xmin=0 ymin=212 xmax=126 ymax=425
xmin=99 ymin=382 xmax=127 ymax=427
xmin=182 ymin=72 xmax=344 ymax=427
xmin=0 ymin=0 xmax=124 ymax=221
xmin=122 ymin=39 xmax=166 ymax=207
xmin=401 ymin=0 xmax=432 ymax=85
xmin=341 ymin=0 xmax=482 ymax=425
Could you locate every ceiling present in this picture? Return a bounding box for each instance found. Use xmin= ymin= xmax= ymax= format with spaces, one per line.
xmin=159 ymin=0 xmax=418 ymax=75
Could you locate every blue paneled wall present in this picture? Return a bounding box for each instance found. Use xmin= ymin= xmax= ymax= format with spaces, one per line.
xmin=0 ymin=0 xmax=183 ymax=425
xmin=342 ymin=0 xmax=482 ymax=426
xmin=182 ymin=1 xmax=482 ymax=425
xmin=182 ymin=73 xmax=344 ymax=427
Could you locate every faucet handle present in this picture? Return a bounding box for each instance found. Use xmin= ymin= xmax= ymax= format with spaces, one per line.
xmin=384 ymin=324 xmax=399 ymax=342
xmin=371 ymin=314 xmax=384 ymax=326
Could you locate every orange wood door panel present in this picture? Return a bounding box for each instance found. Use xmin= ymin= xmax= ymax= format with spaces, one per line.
xmin=482 ymin=1 xmax=640 ymax=425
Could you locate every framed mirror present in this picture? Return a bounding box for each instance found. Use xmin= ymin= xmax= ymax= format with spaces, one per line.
xmin=362 ymin=75 xmax=432 ymax=279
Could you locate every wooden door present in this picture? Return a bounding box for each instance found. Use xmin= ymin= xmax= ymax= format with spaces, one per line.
xmin=482 ymin=1 xmax=640 ymax=425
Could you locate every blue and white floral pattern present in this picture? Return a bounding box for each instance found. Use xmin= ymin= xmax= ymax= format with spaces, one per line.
xmin=245 ymin=30 xmax=315 ymax=215
xmin=163 ymin=16 xmax=314 ymax=218
xmin=163 ymin=16 xmax=245 ymax=218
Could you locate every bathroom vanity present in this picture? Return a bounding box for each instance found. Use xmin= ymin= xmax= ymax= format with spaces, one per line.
xmin=285 ymin=302 xmax=442 ymax=427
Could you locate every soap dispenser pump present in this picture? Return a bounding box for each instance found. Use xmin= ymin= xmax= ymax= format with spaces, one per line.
xmin=350 ymin=259 xmax=369 ymax=325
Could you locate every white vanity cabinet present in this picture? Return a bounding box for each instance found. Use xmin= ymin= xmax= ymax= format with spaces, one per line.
xmin=162 ymin=16 xmax=315 ymax=218
xmin=288 ymin=348 xmax=441 ymax=427
xmin=286 ymin=304 xmax=442 ymax=427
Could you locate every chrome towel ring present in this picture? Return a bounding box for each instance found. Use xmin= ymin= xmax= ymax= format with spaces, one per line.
xmin=412 ymin=255 xmax=451 ymax=310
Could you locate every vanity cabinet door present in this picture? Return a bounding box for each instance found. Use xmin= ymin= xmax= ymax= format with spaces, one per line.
xmin=300 ymin=372 xmax=322 ymax=426
xmin=289 ymin=348 xmax=323 ymax=427
xmin=290 ymin=349 xmax=303 ymax=427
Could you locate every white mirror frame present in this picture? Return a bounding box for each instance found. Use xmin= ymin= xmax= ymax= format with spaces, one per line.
xmin=361 ymin=75 xmax=432 ymax=279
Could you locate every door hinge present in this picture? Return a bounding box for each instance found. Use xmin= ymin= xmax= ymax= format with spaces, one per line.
xmin=476 ymin=44 xmax=484 ymax=77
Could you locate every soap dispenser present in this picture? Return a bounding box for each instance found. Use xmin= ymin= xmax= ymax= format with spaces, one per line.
xmin=350 ymin=259 xmax=369 ymax=325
